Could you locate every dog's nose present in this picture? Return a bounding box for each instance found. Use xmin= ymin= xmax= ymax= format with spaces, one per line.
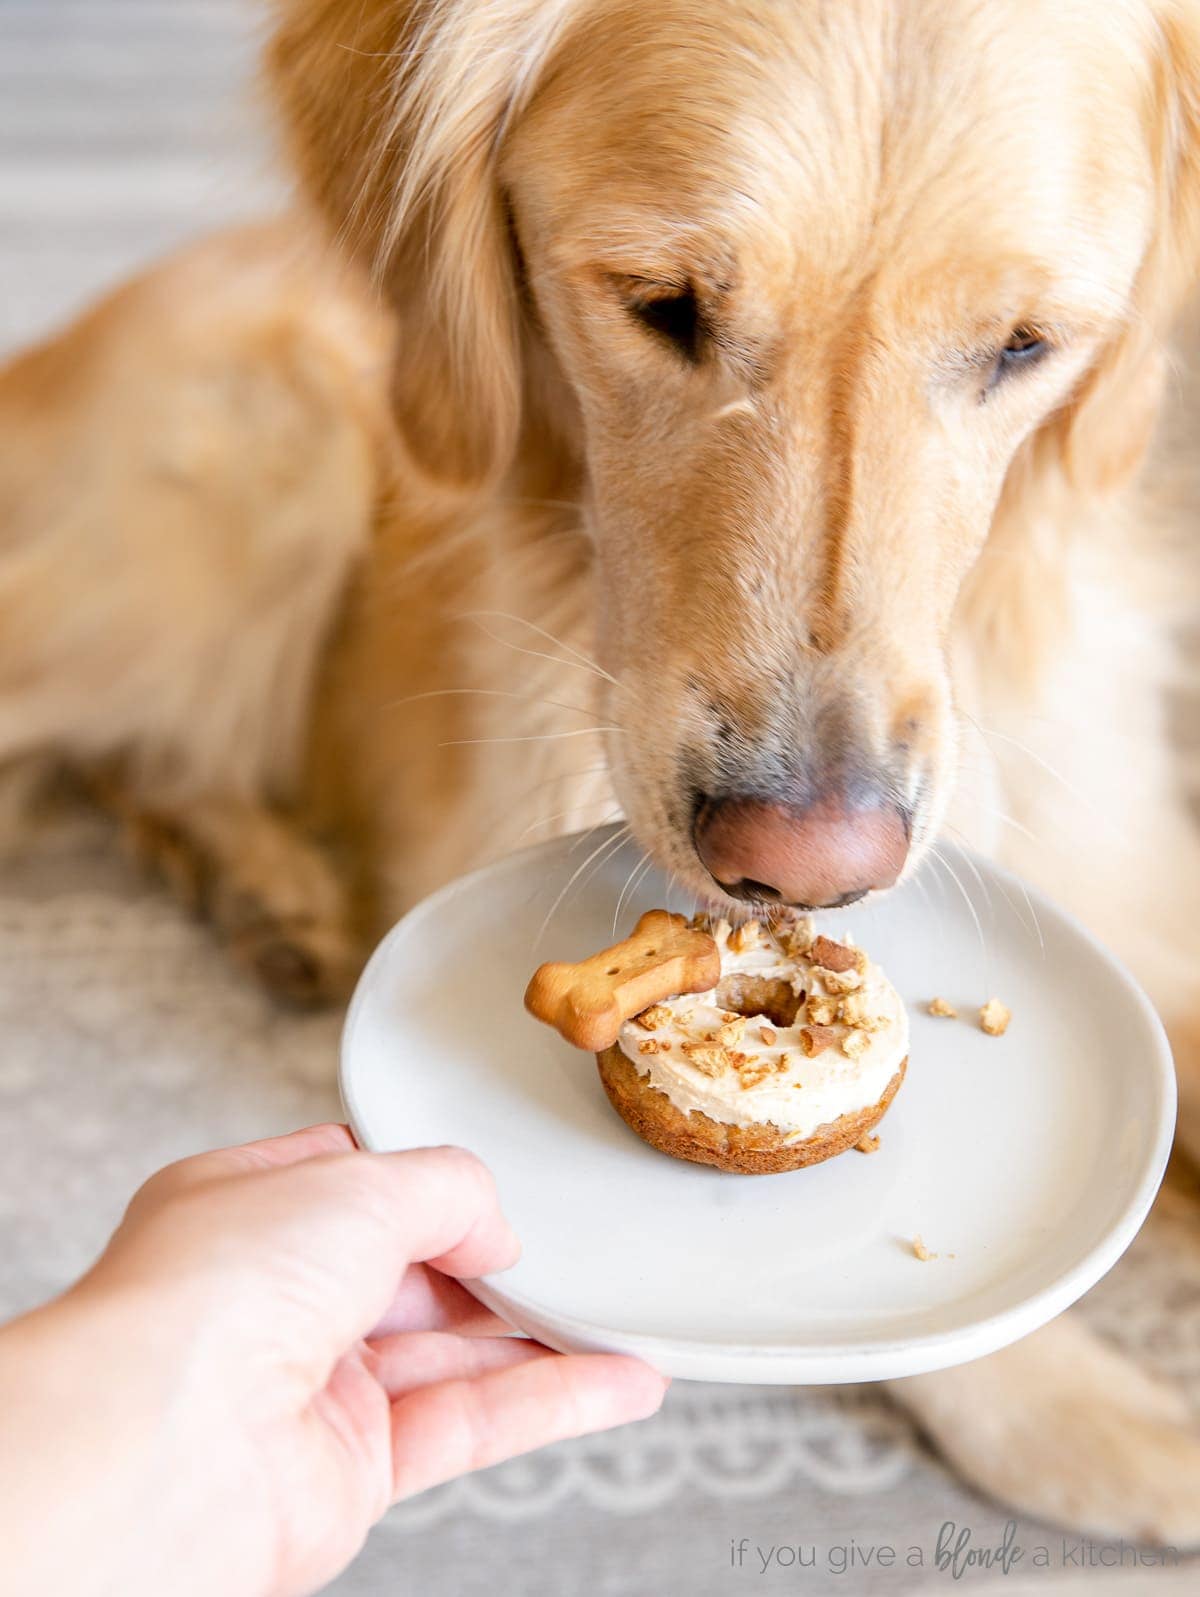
xmin=693 ymin=793 xmax=909 ymax=909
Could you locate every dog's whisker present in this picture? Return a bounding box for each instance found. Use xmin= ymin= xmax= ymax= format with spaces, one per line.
xmin=939 ymin=829 xmax=995 ymax=920
xmin=951 ymin=786 xmax=1042 ymax=847
xmin=503 ymin=496 xmax=589 ymax=515
xmin=907 ymin=866 xmax=937 ymax=932
xmin=536 ymin=823 xmax=631 ymax=947
xmin=569 ymin=808 xmax=625 ymax=855
xmin=388 ymin=685 xmax=606 ymax=719
xmin=927 ymin=842 xmax=990 ymax=978
xmin=564 ymin=827 xmax=636 ymax=927
xmin=466 ymin=618 xmax=620 ymax=692
xmin=519 ymin=803 xmax=623 ymax=844
xmin=613 ymin=849 xmax=654 ymax=935
xmin=439 ymin=726 xmax=623 ymax=748
xmin=461 ymin=608 xmax=620 ymax=687
xmin=476 ymin=764 xmax=613 ymax=850
xmin=942 ymin=820 xmax=1045 ymax=952
xmin=959 ymin=710 xmax=1111 ymax=835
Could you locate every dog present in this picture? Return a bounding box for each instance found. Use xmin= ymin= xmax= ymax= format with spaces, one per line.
xmin=3 ymin=0 xmax=1200 ymax=1544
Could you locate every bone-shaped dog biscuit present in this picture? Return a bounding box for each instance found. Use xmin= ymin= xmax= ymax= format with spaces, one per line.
xmin=525 ymin=909 xmax=720 ymax=1052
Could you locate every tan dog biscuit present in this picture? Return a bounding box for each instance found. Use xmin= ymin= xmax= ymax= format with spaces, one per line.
xmin=525 ymin=909 xmax=720 ymax=1051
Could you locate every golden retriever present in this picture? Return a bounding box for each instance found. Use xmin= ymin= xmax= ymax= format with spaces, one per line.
xmin=4 ymin=0 xmax=1200 ymax=1544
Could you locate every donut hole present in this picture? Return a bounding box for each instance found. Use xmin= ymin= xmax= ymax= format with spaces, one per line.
xmin=715 ymin=975 xmax=803 ymax=1028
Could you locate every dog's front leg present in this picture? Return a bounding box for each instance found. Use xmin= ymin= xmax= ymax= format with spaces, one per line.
xmin=100 ymin=783 xmax=360 ymax=1006
xmin=887 ymin=1312 xmax=1200 ymax=1545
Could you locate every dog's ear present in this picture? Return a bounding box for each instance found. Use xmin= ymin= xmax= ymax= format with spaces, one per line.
xmin=1050 ymin=2 xmax=1200 ymax=495
xmin=268 ymin=0 xmax=559 ymax=491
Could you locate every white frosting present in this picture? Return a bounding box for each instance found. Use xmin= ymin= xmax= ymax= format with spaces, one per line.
xmin=616 ymin=921 xmax=908 ymax=1140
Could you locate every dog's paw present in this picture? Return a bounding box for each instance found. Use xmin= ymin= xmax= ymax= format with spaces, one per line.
xmin=115 ymin=791 xmax=361 ymax=1006
xmin=223 ymin=902 xmax=359 ymax=1007
xmin=889 ymin=1314 xmax=1200 ymax=1547
xmin=208 ymin=836 xmax=360 ymax=1008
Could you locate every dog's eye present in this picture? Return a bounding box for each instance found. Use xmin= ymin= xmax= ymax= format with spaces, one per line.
xmin=992 ymin=326 xmax=1050 ymax=382
xmin=627 ymin=285 xmax=704 ymax=361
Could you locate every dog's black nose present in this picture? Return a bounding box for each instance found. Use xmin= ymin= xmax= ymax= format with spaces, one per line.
xmin=693 ymin=791 xmax=909 ymax=909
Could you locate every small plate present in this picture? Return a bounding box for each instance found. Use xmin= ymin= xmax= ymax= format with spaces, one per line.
xmin=340 ymin=826 xmax=1174 ymax=1383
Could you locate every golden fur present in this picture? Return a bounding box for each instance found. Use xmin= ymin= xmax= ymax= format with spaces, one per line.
xmin=3 ymin=0 xmax=1200 ymax=1538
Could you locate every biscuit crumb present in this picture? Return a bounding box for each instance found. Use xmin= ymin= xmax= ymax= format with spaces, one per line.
xmin=728 ymin=919 xmax=761 ymax=953
xmin=927 ymin=996 xmax=957 ymax=1019
xmin=637 ymin=1038 xmax=662 ymax=1055
xmin=715 ymin=1015 xmax=747 ymax=1048
xmin=635 ymin=1004 xmax=672 ymax=1031
xmin=839 ymin=991 xmax=888 ymax=1031
xmin=784 ymin=916 xmax=816 ymax=957
xmin=759 ymin=1025 xmax=777 ymax=1046
xmin=912 ymin=1235 xmax=937 ymax=1262
xmin=799 ymin=1024 xmax=838 ymax=1057
xmin=809 ymin=934 xmax=858 ymax=973
xmin=979 ymin=998 xmax=1011 ymax=1036
xmin=821 ymin=967 xmax=863 ymax=995
xmin=682 ymin=1042 xmax=732 ymax=1077
xmin=841 ymin=1029 xmax=871 ymax=1059
xmin=806 ymin=996 xmax=838 ymax=1026
xmin=855 ymin=1133 xmax=881 ymax=1154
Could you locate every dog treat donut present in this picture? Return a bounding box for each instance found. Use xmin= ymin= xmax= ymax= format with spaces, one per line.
xmin=530 ymin=912 xmax=909 ymax=1175
xmin=524 ymin=909 xmax=720 ymax=1052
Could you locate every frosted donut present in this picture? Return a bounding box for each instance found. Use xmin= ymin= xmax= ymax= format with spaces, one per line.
xmin=599 ymin=917 xmax=908 ymax=1174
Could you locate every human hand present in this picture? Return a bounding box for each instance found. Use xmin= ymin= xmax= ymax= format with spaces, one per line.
xmin=0 ymin=1124 xmax=667 ymax=1597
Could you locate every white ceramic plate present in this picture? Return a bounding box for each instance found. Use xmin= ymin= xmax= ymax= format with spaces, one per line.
xmin=340 ymin=826 xmax=1174 ymax=1383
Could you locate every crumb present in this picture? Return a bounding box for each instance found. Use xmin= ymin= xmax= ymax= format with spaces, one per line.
xmin=785 ymin=916 xmax=815 ymax=957
xmin=715 ymin=1015 xmax=747 ymax=1048
xmin=979 ymin=998 xmax=1011 ymax=1036
xmin=841 ymin=1029 xmax=871 ymax=1059
xmin=839 ymin=991 xmax=888 ymax=1030
xmin=759 ymin=1025 xmax=777 ymax=1046
xmin=682 ymin=1042 xmax=732 ymax=1077
xmin=799 ymin=1024 xmax=838 ymax=1057
xmin=809 ymin=934 xmax=858 ymax=973
xmin=855 ymin=1133 xmax=881 ymax=1154
xmin=927 ymin=996 xmax=957 ymax=1018
xmin=660 ymin=1039 xmax=672 ymax=1051
xmin=912 ymin=1235 xmax=938 ymax=1262
xmin=635 ymin=1004 xmax=672 ymax=1031
xmin=637 ymin=1038 xmax=663 ymax=1055
xmin=807 ymin=996 xmax=838 ymax=1026
xmin=821 ymin=968 xmax=863 ymax=996
xmin=728 ymin=919 xmax=761 ymax=953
